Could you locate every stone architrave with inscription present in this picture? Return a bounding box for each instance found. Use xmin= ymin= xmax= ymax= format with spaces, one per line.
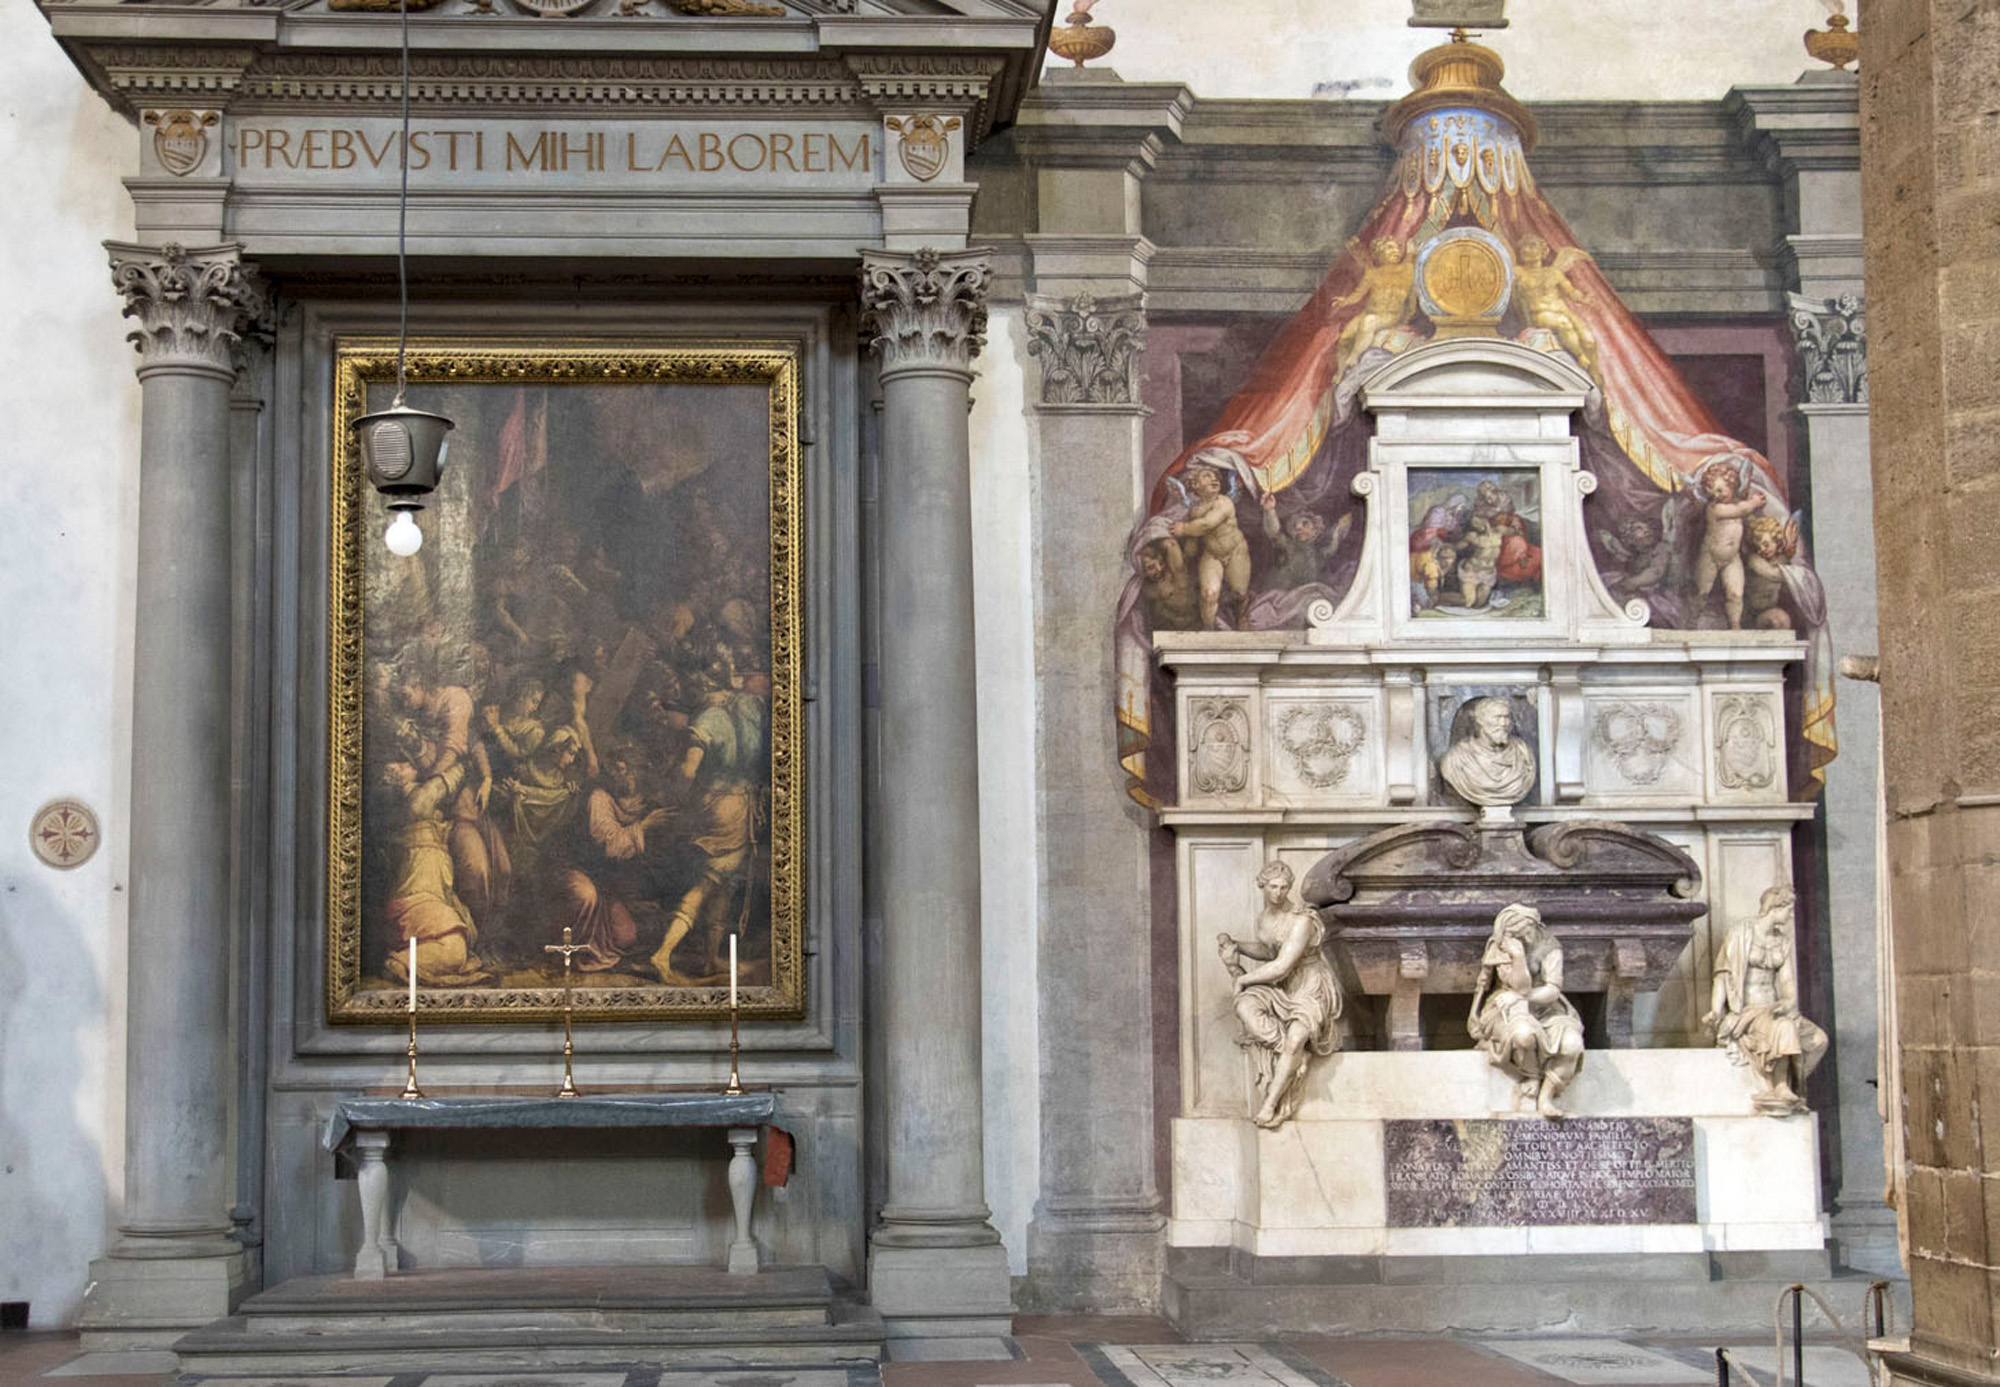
xmin=1383 ymin=1117 xmax=1697 ymax=1227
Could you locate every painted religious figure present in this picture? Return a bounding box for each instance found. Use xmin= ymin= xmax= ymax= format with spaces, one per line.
xmin=1408 ymin=470 xmax=1543 ymax=619
xmin=1468 ymin=904 xmax=1585 ymax=1119
xmin=1704 ymin=885 xmax=1828 ymax=1115
xmin=328 ymin=343 xmax=803 ymax=1023
xmin=1218 ymin=860 xmax=1343 ymax=1128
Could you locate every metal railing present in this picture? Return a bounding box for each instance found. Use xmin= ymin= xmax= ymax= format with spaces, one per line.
xmin=1712 ymin=1281 xmax=1895 ymax=1386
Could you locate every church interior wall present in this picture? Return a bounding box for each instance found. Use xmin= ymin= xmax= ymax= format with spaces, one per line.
xmin=968 ymin=305 xmax=1044 ymax=1279
xmin=0 ymin=0 xmax=141 ymax=1330
xmin=0 ymin=0 xmax=1891 ymax=1333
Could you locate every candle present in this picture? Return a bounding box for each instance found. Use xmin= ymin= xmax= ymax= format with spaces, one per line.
xmin=408 ymin=938 xmax=418 ymax=1013
xmin=729 ymin=933 xmax=738 ymax=1009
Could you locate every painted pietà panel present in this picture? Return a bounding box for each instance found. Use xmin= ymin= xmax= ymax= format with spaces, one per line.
xmin=326 ymin=342 xmax=804 ymax=1023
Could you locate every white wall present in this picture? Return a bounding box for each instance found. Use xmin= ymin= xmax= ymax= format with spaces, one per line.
xmin=0 ymin=3 xmax=141 ymax=1330
xmin=969 ymin=309 xmax=1042 ymax=1276
xmin=1095 ymin=0 xmax=1832 ymax=101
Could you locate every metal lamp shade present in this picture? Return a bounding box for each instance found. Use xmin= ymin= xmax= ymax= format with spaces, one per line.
xmin=356 ymin=401 xmax=455 ymax=504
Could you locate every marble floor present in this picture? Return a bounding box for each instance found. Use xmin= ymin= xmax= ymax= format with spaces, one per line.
xmin=0 ymin=1322 xmax=1876 ymax=1387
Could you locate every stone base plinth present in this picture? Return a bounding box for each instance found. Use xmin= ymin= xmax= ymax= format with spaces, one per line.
xmin=77 ymin=1249 xmax=247 ymax=1351
xmin=1022 ymin=1202 xmax=1166 ymax=1314
xmin=1165 ymin=1245 xmax=1907 ymax=1337
xmin=1172 ymin=1050 xmax=1826 ymax=1264
xmin=868 ymin=1239 xmax=1014 ymax=1356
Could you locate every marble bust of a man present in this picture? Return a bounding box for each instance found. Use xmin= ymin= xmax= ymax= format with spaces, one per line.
xmin=1440 ymin=696 xmax=1537 ymax=807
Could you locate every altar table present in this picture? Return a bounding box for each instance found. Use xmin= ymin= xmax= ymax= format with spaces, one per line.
xmin=323 ymin=1093 xmax=788 ymax=1281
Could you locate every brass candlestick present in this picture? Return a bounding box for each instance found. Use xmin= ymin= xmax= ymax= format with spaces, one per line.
xmin=544 ymin=926 xmax=589 ymax=1099
xmin=724 ymin=991 xmax=744 ymax=1095
xmin=400 ymin=1010 xmax=425 ymax=1100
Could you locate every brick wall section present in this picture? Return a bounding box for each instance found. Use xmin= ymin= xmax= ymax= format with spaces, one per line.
xmin=1861 ymin=1 xmax=2000 ymax=1380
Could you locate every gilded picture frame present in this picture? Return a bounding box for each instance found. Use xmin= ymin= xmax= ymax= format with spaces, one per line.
xmin=326 ymin=340 xmax=805 ymax=1024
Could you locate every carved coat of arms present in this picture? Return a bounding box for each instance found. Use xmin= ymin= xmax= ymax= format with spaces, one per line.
xmin=886 ymin=114 xmax=960 ymax=183
xmin=144 ymin=109 xmax=218 ymax=178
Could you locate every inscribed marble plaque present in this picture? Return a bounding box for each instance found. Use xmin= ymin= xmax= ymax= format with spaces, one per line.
xmin=1383 ymin=1117 xmax=1695 ymax=1227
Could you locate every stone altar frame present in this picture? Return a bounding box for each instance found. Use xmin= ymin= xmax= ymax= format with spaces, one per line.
xmin=323 ymin=339 xmax=807 ymax=1024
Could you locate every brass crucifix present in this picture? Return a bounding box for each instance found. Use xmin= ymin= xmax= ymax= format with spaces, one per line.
xmin=543 ymin=926 xmax=589 ymax=1098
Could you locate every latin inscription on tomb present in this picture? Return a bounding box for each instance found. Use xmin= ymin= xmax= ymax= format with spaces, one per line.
xmin=1383 ymin=1117 xmax=1696 ymax=1227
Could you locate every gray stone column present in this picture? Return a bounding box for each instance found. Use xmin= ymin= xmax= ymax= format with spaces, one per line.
xmin=81 ymin=242 xmax=262 ymax=1348
xmin=859 ymin=247 xmax=1015 ymax=1350
xmin=1020 ymin=291 xmax=1166 ymax=1311
xmin=1791 ymin=294 xmax=1898 ymax=1274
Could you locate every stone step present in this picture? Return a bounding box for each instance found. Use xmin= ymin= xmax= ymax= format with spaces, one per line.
xmin=172 ymin=1266 xmax=886 ymax=1374
xmin=233 ymin=1265 xmax=838 ymax=1336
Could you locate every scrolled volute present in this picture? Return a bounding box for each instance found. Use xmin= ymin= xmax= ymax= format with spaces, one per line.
xmin=107 ymin=241 xmax=267 ymax=378
xmin=859 ymin=247 xmax=992 ymax=377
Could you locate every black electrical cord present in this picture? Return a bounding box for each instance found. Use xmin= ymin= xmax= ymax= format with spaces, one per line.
xmin=394 ymin=0 xmax=411 ymax=405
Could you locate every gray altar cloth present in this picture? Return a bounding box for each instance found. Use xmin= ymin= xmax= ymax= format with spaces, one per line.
xmin=324 ymin=1092 xmax=778 ymax=1153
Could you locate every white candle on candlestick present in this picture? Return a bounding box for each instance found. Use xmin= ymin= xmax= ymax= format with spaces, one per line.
xmin=729 ymin=933 xmax=738 ymax=1009
xmin=408 ymin=938 xmax=418 ymax=1013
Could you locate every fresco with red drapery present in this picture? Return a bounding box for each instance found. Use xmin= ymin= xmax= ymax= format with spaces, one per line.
xmin=1115 ymin=36 xmax=1834 ymax=808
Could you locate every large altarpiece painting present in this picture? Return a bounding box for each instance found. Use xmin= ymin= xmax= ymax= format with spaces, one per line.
xmin=326 ymin=342 xmax=804 ymax=1024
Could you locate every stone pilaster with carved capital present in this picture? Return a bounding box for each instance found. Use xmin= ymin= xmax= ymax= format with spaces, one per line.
xmin=1790 ymin=291 xmax=1867 ymax=406
xmin=107 ymin=241 xmax=266 ymax=382
xmin=81 ymin=241 xmax=263 ymax=1349
xmin=1788 ymin=284 xmax=1891 ymax=1274
xmin=859 ymin=247 xmax=991 ymax=379
xmin=1025 ymin=291 xmax=1147 ymax=406
xmin=1020 ymin=284 xmax=1165 ymax=1309
xmin=860 ymin=246 xmax=1014 ymax=1349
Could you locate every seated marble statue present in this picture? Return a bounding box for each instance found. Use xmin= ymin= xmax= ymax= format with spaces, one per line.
xmin=1439 ymin=696 xmax=1537 ymax=808
xmin=1703 ymin=884 xmax=1828 ymax=1115
xmin=1469 ymin=904 xmax=1584 ymax=1118
xmin=1218 ymin=860 xmax=1343 ymax=1128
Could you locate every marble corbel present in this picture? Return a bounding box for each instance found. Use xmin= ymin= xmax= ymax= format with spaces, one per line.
xmin=1550 ymin=666 xmax=1588 ymax=802
xmin=1604 ymin=937 xmax=1649 ymax=1048
xmin=1385 ymin=668 xmax=1426 ymax=805
xmin=1390 ymin=941 xmax=1429 ymax=1052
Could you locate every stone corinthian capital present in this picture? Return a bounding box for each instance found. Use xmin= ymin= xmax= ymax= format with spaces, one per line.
xmin=859 ymin=247 xmax=992 ymax=377
xmin=106 ymin=241 xmax=267 ymax=379
xmin=1024 ymin=291 xmax=1147 ymax=405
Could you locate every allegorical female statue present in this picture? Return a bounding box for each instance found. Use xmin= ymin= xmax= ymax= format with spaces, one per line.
xmin=1218 ymin=860 xmax=1344 ymax=1128
xmin=1439 ymin=696 xmax=1537 ymax=809
xmin=1469 ymin=904 xmax=1585 ymax=1118
xmin=1704 ymin=884 xmax=1828 ymax=1115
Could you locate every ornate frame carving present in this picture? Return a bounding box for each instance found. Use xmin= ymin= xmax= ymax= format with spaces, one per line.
xmin=326 ymin=340 xmax=805 ymax=1024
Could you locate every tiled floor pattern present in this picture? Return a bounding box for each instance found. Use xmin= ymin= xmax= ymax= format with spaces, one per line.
xmin=0 ymin=1325 xmax=1880 ymax=1387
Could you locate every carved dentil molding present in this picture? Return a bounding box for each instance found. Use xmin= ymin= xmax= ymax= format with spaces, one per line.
xmin=859 ymin=248 xmax=991 ymax=378
xmin=107 ymin=242 xmax=267 ymax=379
xmin=1788 ymin=291 xmax=1866 ymax=405
xmin=1024 ymin=291 xmax=1146 ymax=405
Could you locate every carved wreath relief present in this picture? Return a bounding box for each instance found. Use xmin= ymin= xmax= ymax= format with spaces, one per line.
xmin=1713 ymin=694 xmax=1777 ymax=792
xmin=1590 ymin=701 xmax=1683 ymax=786
xmin=1277 ymin=703 xmax=1367 ymax=790
xmin=1187 ymin=698 xmax=1252 ymax=797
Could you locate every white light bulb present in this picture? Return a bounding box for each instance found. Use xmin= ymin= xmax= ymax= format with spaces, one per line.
xmin=385 ymin=510 xmax=424 ymax=557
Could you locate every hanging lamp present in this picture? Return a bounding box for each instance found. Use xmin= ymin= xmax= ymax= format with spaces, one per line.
xmin=354 ymin=0 xmax=453 ymax=556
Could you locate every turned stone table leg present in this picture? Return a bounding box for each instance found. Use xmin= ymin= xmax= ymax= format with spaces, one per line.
xmin=726 ymin=1126 xmax=759 ymax=1275
xmin=351 ymin=1129 xmax=397 ymax=1280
